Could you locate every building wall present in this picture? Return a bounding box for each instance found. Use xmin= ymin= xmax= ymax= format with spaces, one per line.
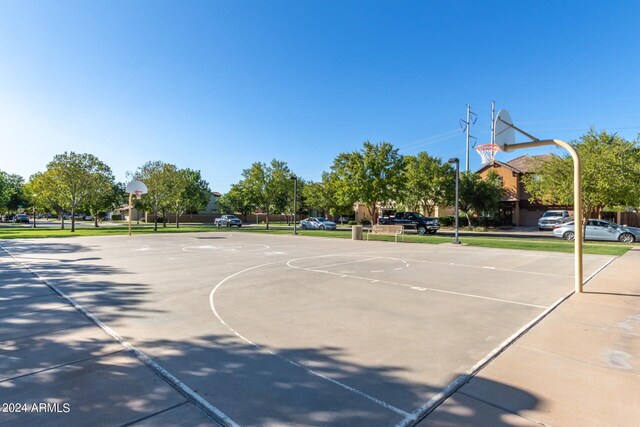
xmin=478 ymin=164 xmax=519 ymax=201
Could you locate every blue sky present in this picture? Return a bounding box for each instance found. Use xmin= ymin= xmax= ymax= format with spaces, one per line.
xmin=1 ymin=1 xmax=638 ymax=192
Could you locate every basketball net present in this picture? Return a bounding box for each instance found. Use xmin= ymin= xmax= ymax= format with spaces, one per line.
xmin=475 ymin=144 xmax=500 ymax=166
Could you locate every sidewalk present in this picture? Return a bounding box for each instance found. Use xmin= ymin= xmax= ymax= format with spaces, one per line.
xmin=422 ymin=247 xmax=640 ymax=426
xmin=0 ymin=248 xmax=218 ymax=426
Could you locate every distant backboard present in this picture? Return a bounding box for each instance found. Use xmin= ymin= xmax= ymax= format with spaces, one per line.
xmin=494 ymin=109 xmax=515 ymax=150
xmin=126 ymin=180 xmax=148 ymax=197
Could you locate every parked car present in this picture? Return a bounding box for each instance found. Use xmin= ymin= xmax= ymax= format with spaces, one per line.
xmin=553 ymin=219 xmax=639 ymax=243
xmin=378 ymin=211 xmax=440 ymax=235
xmin=337 ymin=216 xmax=354 ymax=224
xmin=538 ymin=210 xmax=572 ymax=230
xmin=15 ymin=214 xmax=30 ymax=224
xmin=214 ymin=214 xmax=243 ymax=227
xmin=300 ymin=217 xmax=337 ymax=230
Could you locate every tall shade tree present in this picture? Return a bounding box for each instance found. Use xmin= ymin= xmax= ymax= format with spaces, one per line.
xmin=0 ymin=172 xmax=27 ymax=215
xmin=0 ymin=172 xmax=8 ymax=213
xmin=25 ymin=170 xmax=69 ymax=229
xmin=133 ymin=161 xmax=176 ymax=231
xmin=458 ymin=171 xmax=504 ymax=226
xmin=522 ymin=129 xmax=640 ymax=228
xmin=330 ymin=141 xmax=405 ymax=221
xmin=303 ymin=174 xmax=351 ymax=219
xmin=267 ymin=160 xmax=292 ymax=217
xmin=81 ymin=166 xmax=118 ymax=227
xmin=218 ymin=183 xmax=254 ymax=220
xmin=237 ymin=159 xmax=292 ymax=229
xmin=46 ymin=152 xmax=113 ymax=232
xmin=302 ymin=181 xmax=331 ymax=217
xmin=402 ymin=152 xmax=455 ymax=216
xmin=167 ymin=168 xmax=211 ymax=228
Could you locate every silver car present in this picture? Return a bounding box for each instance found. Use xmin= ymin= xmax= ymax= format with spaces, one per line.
xmin=553 ymin=219 xmax=639 ymax=243
xmin=300 ymin=217 xmax=337 ymax=230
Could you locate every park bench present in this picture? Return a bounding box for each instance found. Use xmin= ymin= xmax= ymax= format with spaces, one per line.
xmin=367 ymin=224 xmax=405 ymax=243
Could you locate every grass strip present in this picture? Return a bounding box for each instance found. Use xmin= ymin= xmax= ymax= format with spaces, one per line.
xmin=0 ymin=224 xmax=632 ymax=256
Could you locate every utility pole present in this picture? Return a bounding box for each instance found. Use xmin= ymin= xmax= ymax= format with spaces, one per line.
xmin=490 ymin=100 xmax=496 ymax=146
xmin=459 ymin=104 xmax=477 ymax=172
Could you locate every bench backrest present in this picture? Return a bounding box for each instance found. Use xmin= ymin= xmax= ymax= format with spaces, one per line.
xmin=371 ymin=224 xmax=404 ymax=234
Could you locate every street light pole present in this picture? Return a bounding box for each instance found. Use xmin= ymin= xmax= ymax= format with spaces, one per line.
xmin=448 ymin=158 xmax=460 ymax=244
xmin=290 ymin=175 xmax=298 ymax=235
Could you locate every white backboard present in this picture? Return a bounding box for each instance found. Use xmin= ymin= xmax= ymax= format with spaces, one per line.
xmin=494 ymin=109 xmax=515 ymax=150
xmin=126 ymin=180 xmax=148 ymax=195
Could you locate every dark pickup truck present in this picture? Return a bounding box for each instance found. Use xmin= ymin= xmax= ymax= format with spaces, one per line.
xmin=378 ymin=211 xmax=440 ymax=235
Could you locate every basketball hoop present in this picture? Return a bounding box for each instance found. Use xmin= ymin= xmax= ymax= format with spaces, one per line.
xmin=125 ymin=180 xmax=148 ymax=236
xmin=476 ymin=144 xmax=500 ymax=166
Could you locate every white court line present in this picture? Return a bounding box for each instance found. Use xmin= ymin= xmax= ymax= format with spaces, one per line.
xmin=286 ymin=259 xmax=547 ymax=309
xmin=395 ymin=256 xmax=573 ymax=278
xmin=309 ymin=257 xmax=382 ymax=270
xmin=0 ymin=245 xmax=239 ymax=427
xmin=395 ymin=255 xmax=617 ymax=427
xmin=209 ymin=260 xmax=410 ymax=418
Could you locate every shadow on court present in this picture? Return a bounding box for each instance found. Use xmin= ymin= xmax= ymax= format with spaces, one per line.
xmin=137 ymin=334 xmax=542 ymax=426
xmin=1 ymin=239 xmax=544 ymax=425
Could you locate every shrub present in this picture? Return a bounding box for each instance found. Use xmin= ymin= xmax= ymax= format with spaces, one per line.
xmin=360 ymin=219 xmax=371 ymax=226
xmin=111 ymin=214 xmax=123 ymax=221
xmin=438 ymin=216 xmax=469 ymax=227
xmin=347 ymin=220 xmax=358 ymax=226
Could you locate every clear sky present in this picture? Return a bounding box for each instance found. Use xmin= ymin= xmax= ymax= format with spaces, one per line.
xmin=1 ymin=1 xmax=638 ymax=192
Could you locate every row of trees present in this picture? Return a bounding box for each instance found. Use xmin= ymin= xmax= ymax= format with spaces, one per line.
xmin=0 ymin=153 xmax=211 ymax=232
xmin=218 ymin=130 xmax=640 ymax=228
xmin=3 ymin=130 xmax=637 ymax=233
xmin=219 ymin=141 xmax=505 ymax=227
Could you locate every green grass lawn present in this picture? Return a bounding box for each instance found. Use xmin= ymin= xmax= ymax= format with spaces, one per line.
xmin=0 ymin=223 xmax=633 ymax=256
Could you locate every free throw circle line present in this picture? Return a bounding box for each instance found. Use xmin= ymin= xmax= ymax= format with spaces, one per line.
xmin=209 ymin=260 xmax=410 ymax=417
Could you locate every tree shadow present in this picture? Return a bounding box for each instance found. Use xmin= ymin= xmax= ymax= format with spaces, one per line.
xmin=0 ymin=327 xmax=542 ymax=426
xmin=0 ymin=242 xmax=542 ymax=426
xmin=0 ymin=242 xmax=162 ymax=324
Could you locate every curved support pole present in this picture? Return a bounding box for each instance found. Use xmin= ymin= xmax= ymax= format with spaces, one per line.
xmin=551 ymin=139 xmax=583 ymax=293
xmin=503 ymin=138 xmax=583 ymax=293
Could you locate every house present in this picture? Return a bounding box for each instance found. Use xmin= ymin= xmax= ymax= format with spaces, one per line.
xmin=199 ymin=192 xmax=222 ymax=214
xmin=477 ymin=155 xmax=572 ymax=227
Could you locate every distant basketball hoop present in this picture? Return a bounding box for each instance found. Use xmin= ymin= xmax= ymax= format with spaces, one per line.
xmin=125 ymin=180 xmax=148 ymax=237
xmin=475 ymin=143 xmax=500 ymax=165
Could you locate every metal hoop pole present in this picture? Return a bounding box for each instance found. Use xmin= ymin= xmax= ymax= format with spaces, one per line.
xmin=502 ymin=139 xmax=583 ymax=292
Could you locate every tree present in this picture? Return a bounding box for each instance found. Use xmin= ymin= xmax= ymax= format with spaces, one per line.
xmin=25 ymin=170 xmax=69 ymax=229
xmin=46 ymin=152 xmax=113 ymax=232
xmin=458 ymin=171 xmax=504 ymax=226
xmin=402 ymin=152 xmax=455 ymax=216
xmin=218 ymin=184 xmax=254 ymax=220
xmin=0 ymin=172 xmax=27 ymax=216
xmin=267 ymin=160 xmax=293 ymax=222
xmin=81 ymin=166 xmax=119 ymax=227
xmin=167 ymin=168 xmax=211 ymax=228
xmin=329 ymin=141 xmax=405 ymax=221
xmin=522 ymin=129 xmax=640 ymax=228
xmin=133 ymin=161 xmax=175 ymax=232
xmin=235 ymin=159 xmax=292 ymax=230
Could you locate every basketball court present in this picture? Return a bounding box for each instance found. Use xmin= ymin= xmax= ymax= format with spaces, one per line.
xmin=0 ymin=232 xmax=614 ymax=426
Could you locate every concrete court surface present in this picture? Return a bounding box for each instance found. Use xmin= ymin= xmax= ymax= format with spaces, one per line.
xmin=0 ymin=232 xmax=614 ymax=426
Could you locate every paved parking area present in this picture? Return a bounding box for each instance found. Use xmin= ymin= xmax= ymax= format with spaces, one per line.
xmin=0 ymin=232 xmax=614 ymax=426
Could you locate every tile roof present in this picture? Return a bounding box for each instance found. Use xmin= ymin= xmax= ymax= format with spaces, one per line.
xmin=505 ymin=154 xmax=553 ymax=173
